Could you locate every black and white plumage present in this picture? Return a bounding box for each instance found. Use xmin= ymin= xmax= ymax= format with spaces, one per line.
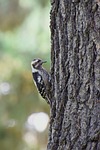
xmin=31 ymin=58 xmax=51 ymax=104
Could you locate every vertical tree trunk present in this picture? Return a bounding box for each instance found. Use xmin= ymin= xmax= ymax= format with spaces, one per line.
xmin=48 ymin=0 xmax=100 ymax=149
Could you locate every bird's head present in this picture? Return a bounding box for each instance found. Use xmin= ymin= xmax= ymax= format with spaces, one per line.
xmin=31 ymin=58 xmax=47 ymax=72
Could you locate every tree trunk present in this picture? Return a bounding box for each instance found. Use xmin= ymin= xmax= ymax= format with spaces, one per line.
xmin=47 ymin=0 xmax=100 ymax=150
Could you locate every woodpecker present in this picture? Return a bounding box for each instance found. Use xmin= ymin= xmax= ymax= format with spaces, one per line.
xmin=31 ymin=58 xmax=51 ymax=104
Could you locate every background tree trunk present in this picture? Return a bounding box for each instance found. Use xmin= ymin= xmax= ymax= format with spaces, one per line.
xmin=48 ymin=0 xmax=100 ymax=149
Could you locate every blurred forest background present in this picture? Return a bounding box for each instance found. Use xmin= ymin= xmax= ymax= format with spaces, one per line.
xmin=0 ymin=0 xmax=50 ymax=150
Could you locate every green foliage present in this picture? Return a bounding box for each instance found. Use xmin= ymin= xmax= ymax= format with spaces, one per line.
xmin=0 ymin=0 xmax=50 ymax=149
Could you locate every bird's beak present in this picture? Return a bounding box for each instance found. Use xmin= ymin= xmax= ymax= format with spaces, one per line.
xmin=42 ymin=60 xmax=47 ymax=64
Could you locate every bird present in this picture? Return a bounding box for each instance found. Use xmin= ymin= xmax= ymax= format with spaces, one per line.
xmin=31 ymin=58 xmax=51 ymax=104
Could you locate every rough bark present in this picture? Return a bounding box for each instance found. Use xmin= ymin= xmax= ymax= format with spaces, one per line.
xmin=47 ymin=0 xmax=100 ymax=150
